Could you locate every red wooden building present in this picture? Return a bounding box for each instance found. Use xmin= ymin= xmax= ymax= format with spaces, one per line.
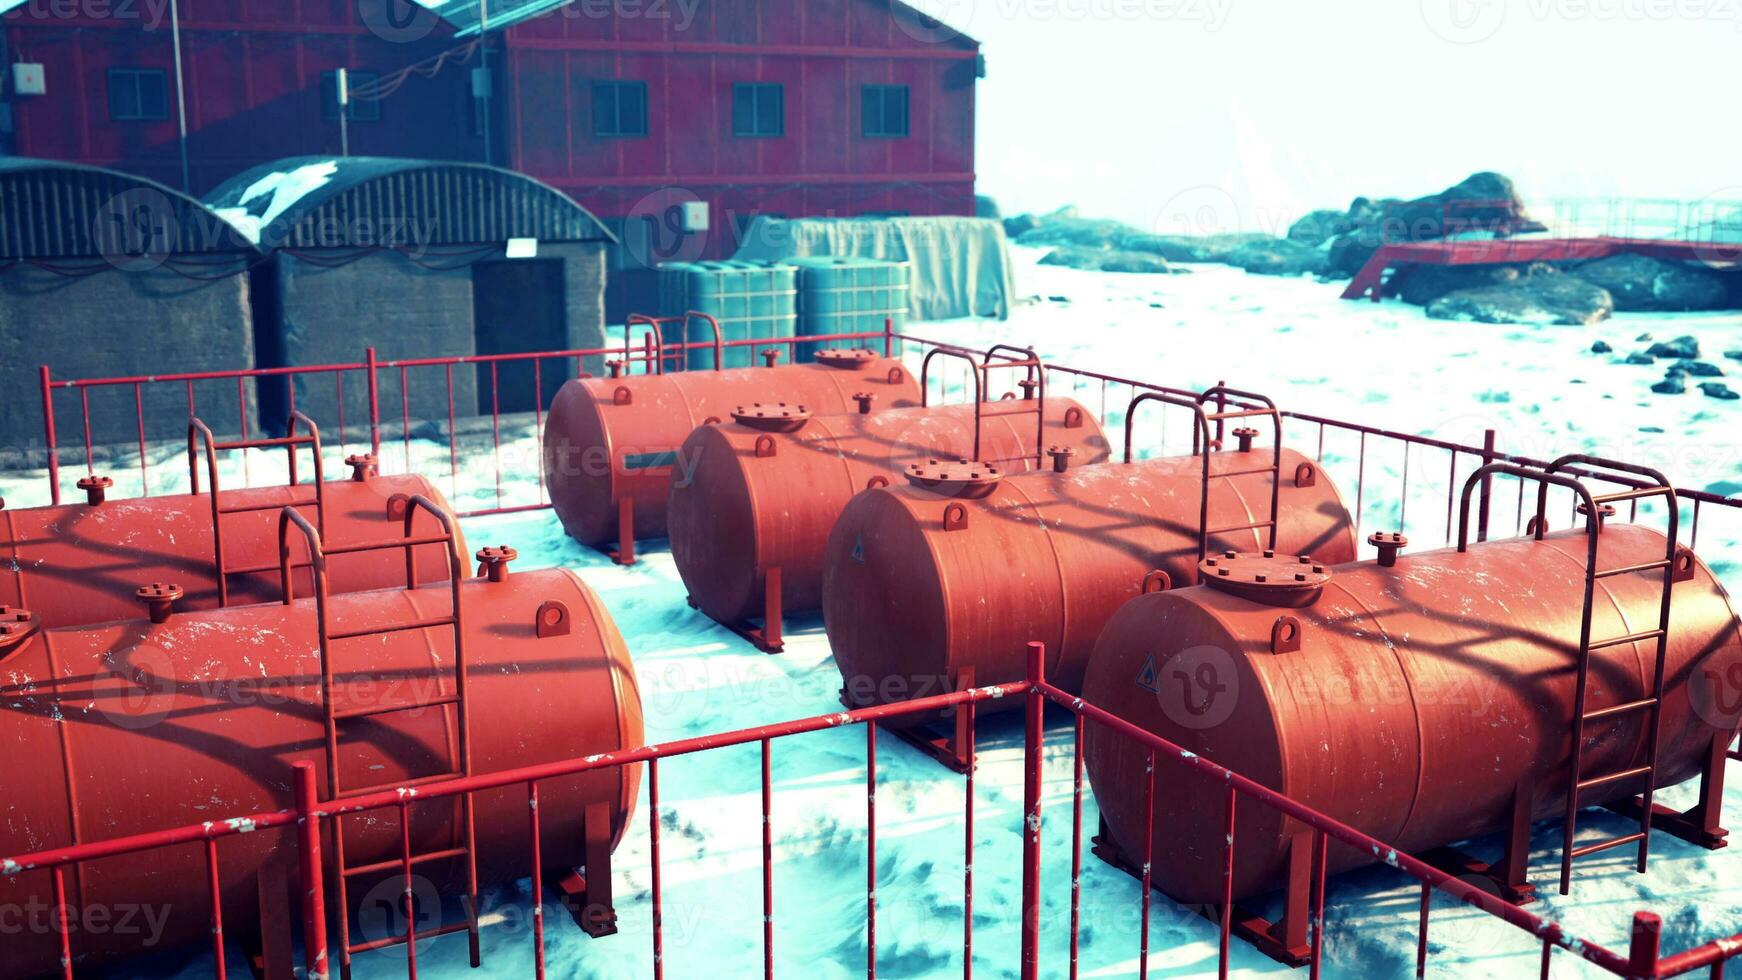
xmin=0 ymin=0 xmax=980 ymax=273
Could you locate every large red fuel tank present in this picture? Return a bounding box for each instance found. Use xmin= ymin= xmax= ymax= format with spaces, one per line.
xmin=542 ymin=348 xmax=921 ymax=556
xmin=668 ymin=396 xmax=1112 ymax=650
xmin=0 ymin=466 xmax=465 ymax=630
xmin=0 ymin=557 xmax=642 ymax=977
xmin=823 ymin=443 xmax=1356 ymax=711
xmin=1081 ymin=524 xmax=1742 ymax=905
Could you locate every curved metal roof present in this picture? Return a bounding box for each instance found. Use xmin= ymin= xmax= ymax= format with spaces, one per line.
xmin=202 ymin=156 xmax=616 ymax=250
xmin=0 ymin=157 xmax=261 ymax=261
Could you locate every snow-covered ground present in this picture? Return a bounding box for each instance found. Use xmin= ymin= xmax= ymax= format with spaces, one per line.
xmin=4 ymin=246 xmax=1740 ymax=978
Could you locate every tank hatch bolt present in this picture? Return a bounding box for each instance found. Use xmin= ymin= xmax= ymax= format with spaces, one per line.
xmin=1369 ymin=532 xmax=1408 ymax=567
xmin=853 ymin=392 xmax=876 ymax=415
xmin=345 ymin=453 xmax=379 ymax=482
xmin=1232 ymin=427 xmax=1260 ymax=453
xmin=1047 ymin=445 xmax=1075 ymax=473
xmin=606 ymin=359 xmax=625 ymax=379
xmin=1576 ymin=501 xmax=1617 ymax=530
xmin=761 ymin=348 xmax=782 ymax=368
xmin=1018 ymin=378 xmax=1040 ymax=400
xmin=136 ymin=582 xmax=185 ymax=624
xmin=77 ymin=474 xmax=114 ymax=506
xmin=477 ymin=546 xmax=519 ymax=583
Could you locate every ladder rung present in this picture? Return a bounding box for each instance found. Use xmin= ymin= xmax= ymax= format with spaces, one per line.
xmin=329 ymin=616 xmax=456 ymax=641
xmin=324 ymin=533 xmax=452 ymax=557
xmin=1589 ymin=629 xmax=1665 ymax=651
xmin=1593 ymin=487 xmax=1668 ymax=505
xmin=1594 ymin=559 xmax=1672 ymax=580
xmin=1582 ymin=698 xmax=1658 ymax=723
xmin=1569 ymin=832 xmax=1646 ymax=860
xmin=1576 ymin=765 xmax=1655 ymax=794
xmin=1204 ymin=407 xmax=1272 ymax=422
xmin=343 ymin=846 xmax=471 ymax=879
xmin=1206 ymin=519 xmax=1275 ymax=535
xmin=336 ymin=769 xmax=466 ymax=798
xmin=216 ymin=496 xmax=318 ymax=516
xmin=347 ymin=920 xmax=474 ymax=955
xmin=1213 ymin=466 xmax=1278 ymax=479
xmin=333 ymin=693 xmax=460 ymax=722
xmin=213 ymin=434 xmax=317 ymax=452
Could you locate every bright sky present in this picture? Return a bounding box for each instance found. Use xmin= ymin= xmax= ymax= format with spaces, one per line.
xmin=910 ymin=0 xmax=1742 ymax=233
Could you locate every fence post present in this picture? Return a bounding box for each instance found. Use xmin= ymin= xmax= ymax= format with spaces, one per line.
xmin=39 ymin=365 xmax=61 ymax=505
xmin=365 ymin=347 xmax=382 ymax=460
xmin=1477 ymin=428 xmax=1497 ymax=543
xmin=293 ymin=761 xmax=330 ymax=980
xmin=1627 ymin=912 xmax=1661 ymax=979
xmin=1020 ymin=640 xmax=1045 ymax=980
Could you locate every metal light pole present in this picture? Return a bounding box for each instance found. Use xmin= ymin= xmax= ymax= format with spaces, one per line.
xmin=336 ymin=67 xmax=350 ymax=157
xmin=169 ymin=0 xmax=191 ymax=192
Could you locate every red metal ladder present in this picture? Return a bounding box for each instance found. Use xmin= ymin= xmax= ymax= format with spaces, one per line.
xmin=1538 ymin=455 xmax=1681 ymax=895
xmin=276 ymin=498 xmax=480 ymax=977
xmin=189 ymin=411 xmax=329 ymax=607
xmin=1122 ymin=385 xmax=1286 ymax=565
xmin=918 ymin=343 xmax=1049 ymax=469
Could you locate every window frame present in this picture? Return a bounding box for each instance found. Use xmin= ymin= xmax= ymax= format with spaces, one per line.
xmin=732 ymin=82 xmax=785 ymax=139
xmin=591 ymin=80 xmax=650 ymax=139
xmin=861 ymin=84 xmax=911 ymax=140
xmin=106 ymin=68 xmax=169 ymax=122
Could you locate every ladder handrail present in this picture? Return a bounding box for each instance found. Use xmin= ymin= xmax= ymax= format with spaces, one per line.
xmin=189 ymin=411 xmax=326 ymax=607
xmin=1196 ymin=385 xmax=1285 ymax=552
xmin=624 ymin=311 xmax=725 ymax=374
xmin=918 ymin=344 xmax=1048 ymax=466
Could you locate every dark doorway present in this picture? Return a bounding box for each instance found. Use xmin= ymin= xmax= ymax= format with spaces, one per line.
xmin=472 ymin=258 xmax=568 ymax=414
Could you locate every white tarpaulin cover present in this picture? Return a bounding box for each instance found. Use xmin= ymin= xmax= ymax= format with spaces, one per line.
xmin=732 ymin=216 xmax=1015 ymax=321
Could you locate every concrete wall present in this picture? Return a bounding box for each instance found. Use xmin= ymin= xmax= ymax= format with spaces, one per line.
xmin=271 ymin=241 xmax=607 ymax=436
xmin=0 ymin=263 xmax=254 ymax=462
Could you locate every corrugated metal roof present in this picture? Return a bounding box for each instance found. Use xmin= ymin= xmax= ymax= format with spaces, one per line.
xmin=0 ymin=157 xmax=262 ymax=260
xmin=201 ymin=156 xmax=616 ymax=250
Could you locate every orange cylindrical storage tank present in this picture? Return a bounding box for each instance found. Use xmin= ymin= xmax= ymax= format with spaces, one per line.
xmin=823 ymin=444 xmax=1357 ymax=708
xmin=0 ymin=563 xmax=642 ymax=978
xmin=542 ymin=349 xmax=921 ymax=551
xmin=667 ymin=396 xmax=1112 ymax=649
xmin=1081 ymin=525 xmax=1742 ymax=906
xmin=0 ymin=471 xmax=465 ymax=630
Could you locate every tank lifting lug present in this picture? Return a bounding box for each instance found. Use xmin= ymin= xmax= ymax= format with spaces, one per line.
xmin=476 ymin=545 xmax=518 ymax=583
xmin=1369 ymin=532 xmax=1408 ymax=568
xmin=853 ymin=392 xmax=876 ymax=415
xmin=1047 ymin=445 xmax=1075 ymax=473
xmin=78 ymin=474 xmax=114 ymax=506
xmin=761 ymin=347 xmax=782 ymax=368
xmin=345 ymin=453 xmax=379 ymax=482
xmin=536 ymin=600 xmax=572 ymax=638
xmin=1293 ymin=461 xmax=1318 ymax=488
xmin=136 ymin=582 xmax=185 ymax=624
xmin=1231 ymin=427 xmax=1259 ymax=453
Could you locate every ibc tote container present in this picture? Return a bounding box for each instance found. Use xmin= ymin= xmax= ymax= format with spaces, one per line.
xmin=657 ymin=260 xmax=798 ymax=369
xmin=790 ymin=257 xmax=910 ymax=362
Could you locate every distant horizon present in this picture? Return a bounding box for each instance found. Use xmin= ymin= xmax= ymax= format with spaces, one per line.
xmin=909 ymin=0 xmax=1742 ymax=236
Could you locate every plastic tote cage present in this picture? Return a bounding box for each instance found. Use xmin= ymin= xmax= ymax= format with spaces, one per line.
xmin=790 ymin=256 xmax=910 ymax=362
xmin=657 ymin=260 xmax=798 ymax=369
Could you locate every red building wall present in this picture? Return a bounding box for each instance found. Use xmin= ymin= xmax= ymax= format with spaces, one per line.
xmin=2 ymin=0 xmax=978 ymax=260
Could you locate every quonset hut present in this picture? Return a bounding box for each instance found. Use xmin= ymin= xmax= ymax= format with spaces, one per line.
xmin=0 ymin=157 xmax=261 ymax=452
xmin=204 ymin=156 xmax=616 ymax=429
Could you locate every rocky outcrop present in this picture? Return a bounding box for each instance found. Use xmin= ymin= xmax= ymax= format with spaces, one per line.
xmin=1286 ymin=209 xmax=1355 ymax=247
xmin=1325 ymin=172 xmax=1545 ymax=279
xmin=1391 ymin=263 xmax=1547 ymax=306
xmin=1568 ymin=254 xmax=1731 ymax=312
xmin=1224 ymin=238 xmax=1328 ymax=277
xmin=1425 ymin=272 xmax=1613 ymax=326
xmin=1038 ymin=246 xmax=1173 ymax=274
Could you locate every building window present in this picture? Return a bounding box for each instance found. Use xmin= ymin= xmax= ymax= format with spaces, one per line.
xmin=862 ymin=85 xmax=910 ymax=139
xmin=320 ymin=71 xmax=382 ymax=123
xmin=733 ymin=83 xmax=784 ymax=138
xmin=592 ymin=81 xmax=648 ymax=138
xmin=107 ymin=68 xmax=169 ymax=122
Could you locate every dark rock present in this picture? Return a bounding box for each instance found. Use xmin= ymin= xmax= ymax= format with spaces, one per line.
xmin=1325 ymin=172 xmax=1544 ymax=278
xmin=1116 ymin=231 xmax=1272 ymax=264
xmin=1624 ymin=352 xmax=1656 ymax=365
xmin=976 ymin=195 xmax=1002 ymax=220
xmin=1224 ymin=239 xmax=1328 ymax=277
xmin=1636 ymin=333 xmax=1653 ymax=342
xmin=1570 ymin=254 xmax=1732 ymax=311
xmin=1590 ymin=340 xmax=1613 ymax=353
xmin=1677 ymin=360 xmax=1724 ymax=377
xmin=1002 ymin=213 xmax=1039 ymax=239
xmin=1725 ymin=349 xmax=1742 ymax=361
xmin=1017 ymin=217 xmax=1126 ymax=249
xmin=1286 ymin=209 xmax=1354 ymax=247
xmin=1700 ymin=382 xmax=1739 ymax=400
xmin=1646 ymin=335 xmax=1700 ymax=359
xmin=1096 ymin=251 xmax=1174 ymax=274
xmin=1047 ymin=295 xmax=1071 ymax=303
xmin=1652 ymin=376 xmax=1687 ymax=394
xmin=1425 ymin=273 xmax=1613 ymax=326
xmin=1394 ymin=263 xmax=1534 ymax=306
xmin=1039 ymin=247 xmax=1171 ymax=274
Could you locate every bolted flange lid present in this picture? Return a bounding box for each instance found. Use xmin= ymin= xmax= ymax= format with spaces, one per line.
xmin=1199 ymin=551 xmax=1329 ymax=607
xmin=0 ymin=605 xmax=40 ymax=652
xmin=815 ymin=348 xmax=877 ymax=369
xmin=731 ymin=403 xmax=812 ymax=432
xmin=904 ymin=459 xmax=1003 ymax=498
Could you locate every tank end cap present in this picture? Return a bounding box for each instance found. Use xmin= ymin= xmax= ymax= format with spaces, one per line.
xmin=1199 ymin=552 xmax=1329 ymax=607
xmin=905 ymin=460 xmax=1003 ymax=499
